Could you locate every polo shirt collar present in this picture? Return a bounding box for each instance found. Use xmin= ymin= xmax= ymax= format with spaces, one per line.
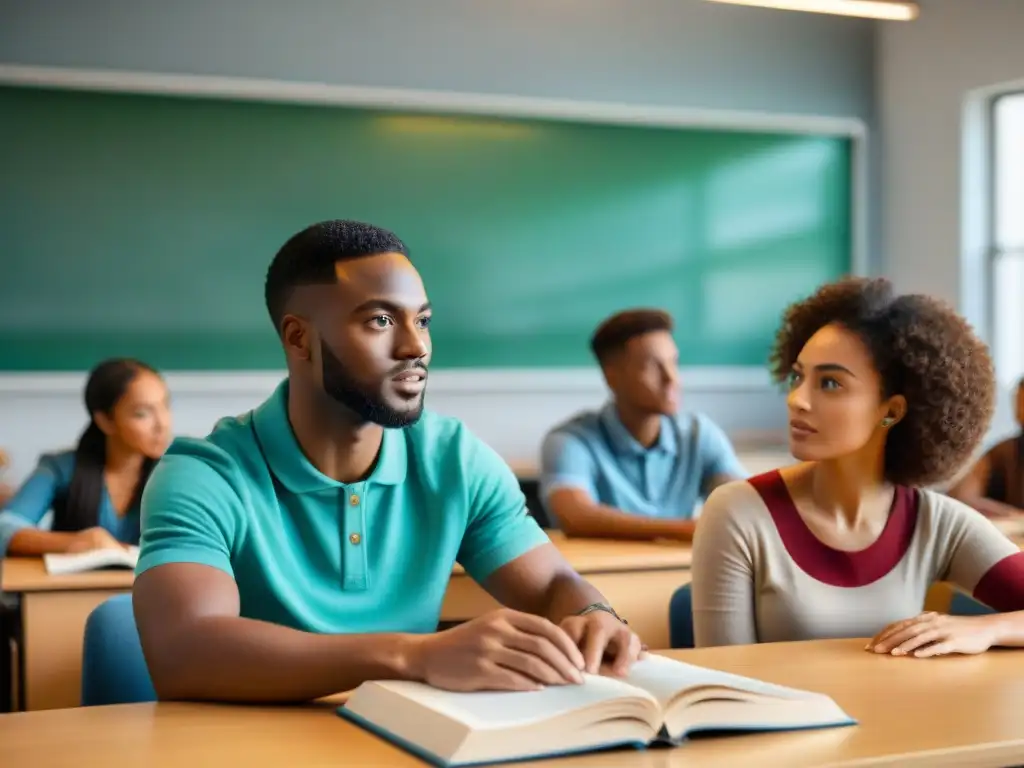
xmin=252 ymin=379 xmax=408 ymax=492
xmin=599 ymin=401 xmax=677 ymax=457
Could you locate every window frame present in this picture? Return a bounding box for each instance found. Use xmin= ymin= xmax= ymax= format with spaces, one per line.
xmin=988 ymin=90 xmax=1024 ymax=385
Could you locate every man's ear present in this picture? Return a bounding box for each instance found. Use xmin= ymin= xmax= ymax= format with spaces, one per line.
xmin=281 ymin=314 xmax=313 ymax=363
xmin=600 ymin=362 xmax=619 ymax=392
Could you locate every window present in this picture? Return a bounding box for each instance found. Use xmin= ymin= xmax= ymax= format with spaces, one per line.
xmin=992 ymin=92 xmax=1024 ymax=384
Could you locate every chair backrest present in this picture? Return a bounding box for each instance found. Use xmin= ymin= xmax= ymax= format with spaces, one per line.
xmin=520 ymin=478 xmax=557 ymax=530
xmin=669 ymin=582 xmax=695 ymax=649
xmin=948 ymin=591 xmax=995 ymax=617
xmin=81 ymin=593 xmax=156 ymax=706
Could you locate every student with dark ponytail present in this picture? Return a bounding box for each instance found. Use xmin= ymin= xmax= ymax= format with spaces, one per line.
xmin=0 ymin=358 xmax=171 ymax=556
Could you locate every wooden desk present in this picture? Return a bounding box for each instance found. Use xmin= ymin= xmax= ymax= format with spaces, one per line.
xmin=444 ymin=532 xmax=690 ymax=649
xmin=1 ymin=535 xmax=690 ymax=711
xmin=507 ymin=459 xmax=539 ymax=480
xmin=994 ymin=517 xmax=1024 ymax=539
xmin=2 ymin=639 xmax=1023 ymax=767
xmin=1 ymin=558 xmax=134 ymax=712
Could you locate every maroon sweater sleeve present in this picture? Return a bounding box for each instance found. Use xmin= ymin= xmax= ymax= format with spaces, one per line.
xmin=974 ymin=552 xmax=1024 ymax=611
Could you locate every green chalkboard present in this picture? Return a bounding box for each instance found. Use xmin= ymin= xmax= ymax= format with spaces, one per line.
xmin=0 ymin=85 xmax=851 ymax=371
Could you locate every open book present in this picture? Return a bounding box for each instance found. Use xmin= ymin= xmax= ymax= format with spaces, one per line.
xmin=43 ymin=546 xmax=139 ymax=575
xmin=337 ymin=653 xmax=855 ymax=767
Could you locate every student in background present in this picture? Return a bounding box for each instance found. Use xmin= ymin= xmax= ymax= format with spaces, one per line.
xmin=692 ymin=277 xmax=1024 ymax=657
xmin=132 ymin=220 xmax=641 ymax=705
xmin=540 ymin=309 xmax=744 ymax=541
xmin=947 ymin=379 xmax=1024 ymax=517
xmin=0 ymin=449 xmax=11 ymax=508
xmin=0 ymin=358 xmax=171 ymax=557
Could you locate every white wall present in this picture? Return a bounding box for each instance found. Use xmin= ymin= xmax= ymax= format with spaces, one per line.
xmin=0 ymin=369 xmax=789 ymax=486
xmin=0 ymin=0 xmax=874 ymax=483
xmin=877 ymin=0 xmax=1024 ymax=441
xmin=0 ymin=0 xmax=874 ymax=117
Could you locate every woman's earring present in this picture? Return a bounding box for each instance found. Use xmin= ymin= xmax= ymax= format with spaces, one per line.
xmin=881 ymin=417 xmax=895 ymax=427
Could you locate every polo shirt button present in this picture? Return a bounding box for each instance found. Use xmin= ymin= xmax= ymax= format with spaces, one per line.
xmin=349 ymin=533 xmax=361 ymax=545
xmin=349 ymin=494 xmax=359 ymax=506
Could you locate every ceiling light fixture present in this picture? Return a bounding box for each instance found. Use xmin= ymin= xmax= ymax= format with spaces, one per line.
xmin=704 ymin=0 xmax=919 ymax=21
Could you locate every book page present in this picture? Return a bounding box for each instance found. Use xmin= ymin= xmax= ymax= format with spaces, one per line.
xmin=44 ymin=546 xmax=138 ymax=574
xmin=372 ymin=673 xmax=653 ymax=731
xmin=623 ymin=654 xmax=817 ymax=709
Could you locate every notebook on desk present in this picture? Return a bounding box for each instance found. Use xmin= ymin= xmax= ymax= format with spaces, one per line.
xmin=43 ymin=546 xmax=139 ymax=575
xmin=337 ymin=653 xmax=855 ymax=767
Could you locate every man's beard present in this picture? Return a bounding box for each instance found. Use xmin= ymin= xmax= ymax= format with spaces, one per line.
xmin=320 ymin=339 xmax=425 ymax=428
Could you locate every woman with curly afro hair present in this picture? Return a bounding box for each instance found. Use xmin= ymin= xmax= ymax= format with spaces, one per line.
xmin=691 ymin=276 xmax=1024 ymax=658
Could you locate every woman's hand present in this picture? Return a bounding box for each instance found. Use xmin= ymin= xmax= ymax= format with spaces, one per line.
xmin=65 ymin=527 xmax=124 ymax=553
xmin=866 ymin=611 xmax=999 ymax=658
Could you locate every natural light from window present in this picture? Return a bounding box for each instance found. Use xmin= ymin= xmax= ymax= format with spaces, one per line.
xmin=992 ymin=92 xmax=1024 ymax=386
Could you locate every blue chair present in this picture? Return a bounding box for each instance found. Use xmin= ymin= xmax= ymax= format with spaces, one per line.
xmin=668 ymin=583 xmax=695 ymax=649
xmin=948 ymin=591 xmax=995 ymax=616
xmin=81 ymin=593 xmax=156 ymax=706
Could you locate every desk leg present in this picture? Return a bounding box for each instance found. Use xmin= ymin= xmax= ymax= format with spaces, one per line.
xmin=20 ymin=589 xmax=125 ymax=711
xmin=9 ymin=637 xmax=18 ymax=712
xmin=442 ymin=570 xmax=690 ymax=650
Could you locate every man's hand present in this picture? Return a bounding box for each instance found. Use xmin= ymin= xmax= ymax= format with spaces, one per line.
xmin=560 ymin=610 xmax=643 ymax=676
xmin=866 ymin=611 xmax=999 ymax=658
xmin=412 ymin=609 xmax=586 ymax=692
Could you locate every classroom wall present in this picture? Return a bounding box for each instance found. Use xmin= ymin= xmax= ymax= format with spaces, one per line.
xmin=0 ymin=0 xmax=875 ymax=482
xmin=0 ymin=0 xmax=874 ymax=116
xmin=877 ymin=0 xmax=1024 ymax=441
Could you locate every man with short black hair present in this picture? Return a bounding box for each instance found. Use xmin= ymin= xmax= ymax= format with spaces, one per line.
xmin=540 ymin=308 xmax=744 ymax=541
xmin=133 ymin=220 xmax=641 ymax=704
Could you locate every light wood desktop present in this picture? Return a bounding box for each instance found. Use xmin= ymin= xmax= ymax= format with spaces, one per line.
xmin=2 ymin=638 xmax=1023 ymax=767
xmin=1 ymin=533 xmax=690 ymax=711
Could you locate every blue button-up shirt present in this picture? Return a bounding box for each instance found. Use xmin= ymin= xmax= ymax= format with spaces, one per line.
xmin=540 ymin=403 xmax=745 ymax=519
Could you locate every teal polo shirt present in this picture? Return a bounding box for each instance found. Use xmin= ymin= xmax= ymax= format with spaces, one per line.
xmin=136 ymin=380 xmax=549 ymax=634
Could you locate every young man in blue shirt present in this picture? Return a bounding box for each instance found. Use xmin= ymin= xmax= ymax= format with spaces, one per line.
xmin=133 ymin=220 xmax=640 ymax=703
xmin=541 ymin=309 xmax=746 ymax=541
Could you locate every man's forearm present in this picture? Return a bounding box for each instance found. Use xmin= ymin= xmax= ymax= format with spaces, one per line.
xmin=541 ymin=571 xmax=608 ymax=623
xmin=559 ymin=504 xmax=697 ymax=541
xmin=149 ymin=615 xmax=423 ymax=703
